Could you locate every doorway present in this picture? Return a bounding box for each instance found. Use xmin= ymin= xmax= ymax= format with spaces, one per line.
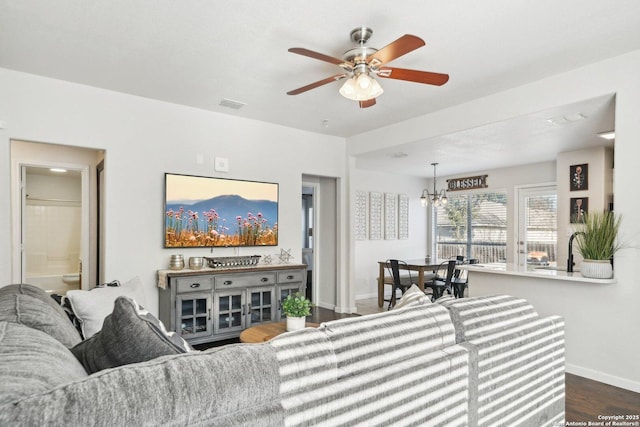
xmin=22 ymin=166 xmax=83 ymax=293
xmin=517 ymin=185 xmax=558 ymax=270
xmin=10 ymin=140 xmax=103 ymax=292
xmin=301 ymin=186 xmax=314 ymax=299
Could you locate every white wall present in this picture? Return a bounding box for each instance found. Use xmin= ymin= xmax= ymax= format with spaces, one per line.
xmin=351 ymin=169 xmax=428 ymax=299
xmin=347 ymin=49 xmax=640 ymax=391
xmin=556 ymin=147 xmax=614 ymax=266
xmin=0 ymin=68 xmax=347 ymax=316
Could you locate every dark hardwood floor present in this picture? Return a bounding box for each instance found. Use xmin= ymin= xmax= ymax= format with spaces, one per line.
xmin=566 ymin=373 xmax=640 ymax=423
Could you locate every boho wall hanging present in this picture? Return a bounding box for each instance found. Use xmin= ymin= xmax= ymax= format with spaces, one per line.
xmin=384 ymin=193 xmax=396 ymax=240
xmin=398 ymin=194 xmax=409 ymax=240
xmin=355 ymin=190 xmax=367 ymax=240
xmin=369 ymin=192 xmax=382 ymax=240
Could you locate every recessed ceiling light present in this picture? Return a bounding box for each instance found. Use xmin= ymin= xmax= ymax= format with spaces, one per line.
xmin=564 ymin=112 xmax=587 ymax=122
xmin=219 ymin=98 xmax=246 ymax=110
xmin=547 ymin=112 xmax=587 ymax=125
xmin=598 ymin=130 xmax=615 ymax=140
xmin=49 ymin=168 xmax=67 ymax=173
xmin=391 ymin=152 xmax=408 ymax=158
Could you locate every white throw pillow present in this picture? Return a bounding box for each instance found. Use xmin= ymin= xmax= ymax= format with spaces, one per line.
xmin=66 ymin=277 xmax=147 ymax=339
xmin=392 ymin=284 xmax=430 ymax=310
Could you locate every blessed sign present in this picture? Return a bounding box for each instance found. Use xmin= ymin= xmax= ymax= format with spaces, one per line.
xmin=446 ymin=175 xmax=488 ymax=191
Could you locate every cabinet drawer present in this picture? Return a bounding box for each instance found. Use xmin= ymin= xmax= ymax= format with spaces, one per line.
xmin=277 ymin=270 xmax=305 ymax=284
xmin=214 ymin=272 xmax=276 ymax=289
xmin=176 ymin=276 xmax=214 ymax=293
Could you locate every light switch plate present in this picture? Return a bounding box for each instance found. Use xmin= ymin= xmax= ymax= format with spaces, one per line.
xmin=214 ymin=157 xmax=229 ymax=172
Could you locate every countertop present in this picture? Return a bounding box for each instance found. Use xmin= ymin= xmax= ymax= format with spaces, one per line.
xmin=459 ymin=263 xmax=616 ymax=284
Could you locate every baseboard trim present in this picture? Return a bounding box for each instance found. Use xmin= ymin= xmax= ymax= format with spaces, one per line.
xmin=566 ymin=363 xmax=640 ymax=393
xmin=315 ymin=301 xmax=334 ymax=310
xmin=355 ymin=292 xmax=378 ymax=300
xmin=356 ymin=291 xmax=393 ymax=300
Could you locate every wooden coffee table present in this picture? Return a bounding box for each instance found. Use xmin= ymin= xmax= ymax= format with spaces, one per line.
xmin=239 ymin=321 xmax=319 ymax=343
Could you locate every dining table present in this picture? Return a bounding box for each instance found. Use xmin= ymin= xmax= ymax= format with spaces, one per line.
xmin=377 ymin=258 xmax=444 ymax=307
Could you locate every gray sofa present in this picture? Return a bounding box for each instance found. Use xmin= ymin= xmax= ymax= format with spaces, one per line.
xmin=0 ymin=283 xmax=565 ymax=426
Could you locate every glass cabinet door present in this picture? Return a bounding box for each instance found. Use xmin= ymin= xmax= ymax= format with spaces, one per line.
xmin=214 ymin=291 xmax=245 ymax=334
xmin=276 ymin=284 xmax=304 ymax=320
xmin=176 ymin=293 xmax=212 ymax=339
xmin=248 ymin=287 xmax=275 ymax=326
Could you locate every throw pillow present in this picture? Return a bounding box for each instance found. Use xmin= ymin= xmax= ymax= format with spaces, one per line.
xmin=392 ymin=284 xmax=430 ymax=310
xmin=71 ymin=296 xmax=194 ymax=374
xmin=66 ymin=276 xmax=147 ymax=338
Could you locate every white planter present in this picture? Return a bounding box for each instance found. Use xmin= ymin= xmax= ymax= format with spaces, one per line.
xmin=286 ymin=316 xmax=306 ymax=332
xmin=580 ymin=259 xmax=613 ymax=279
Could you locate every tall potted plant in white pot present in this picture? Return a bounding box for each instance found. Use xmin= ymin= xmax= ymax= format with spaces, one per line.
xmin=282 ymin=292 xmax=312 ymax=332
xmin=574 ymin=210 xmax=622 ymax=279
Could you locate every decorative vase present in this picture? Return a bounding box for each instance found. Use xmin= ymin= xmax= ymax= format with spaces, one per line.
xmin=286 ymin=316 xmax=306 ymax=332
xmin=580 ymin=260 xmax=613 ymax=279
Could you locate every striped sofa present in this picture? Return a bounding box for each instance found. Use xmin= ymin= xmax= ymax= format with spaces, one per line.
xmin=270 ymin=294 xmax=565 ymax=427
xmin=1 ymin=285 xmax=563 ymax=427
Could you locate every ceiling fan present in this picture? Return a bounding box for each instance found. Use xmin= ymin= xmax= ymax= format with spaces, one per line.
xmin=286 ymin=27 xmax=449 ymax=108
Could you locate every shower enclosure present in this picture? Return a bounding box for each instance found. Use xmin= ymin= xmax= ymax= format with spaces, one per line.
xmin=23 ymin=166 xmax=82 ymax=294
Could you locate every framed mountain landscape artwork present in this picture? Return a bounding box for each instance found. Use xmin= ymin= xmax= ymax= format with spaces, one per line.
xmin=164 ymin=173 xmax=278 ymax=248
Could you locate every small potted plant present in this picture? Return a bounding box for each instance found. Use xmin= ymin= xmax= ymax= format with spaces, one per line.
xmin=574 ymin=210 xmax=622 ymax=279
xmin=282 ymin=292 xmax=312 ymax=332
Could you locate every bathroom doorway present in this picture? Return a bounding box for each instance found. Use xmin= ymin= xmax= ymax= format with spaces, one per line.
xmin=22 ymin=166 xmax=83 ymax=293
xmin=11 ymin=140 xmax=103 ymax=293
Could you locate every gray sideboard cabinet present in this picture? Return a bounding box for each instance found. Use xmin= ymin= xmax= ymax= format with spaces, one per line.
xmin=158 ymin=264 xmax=307 ymax=344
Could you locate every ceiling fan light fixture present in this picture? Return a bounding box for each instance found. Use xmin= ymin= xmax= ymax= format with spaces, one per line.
xmin=356 ymin=73 xmax=371 ymax=89
xmin=339 ymin=75 xmax=384 ymax=101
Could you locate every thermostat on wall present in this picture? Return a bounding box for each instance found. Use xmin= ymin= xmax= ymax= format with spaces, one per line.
xmin=214 ymin=157 xmax=229 ymax=172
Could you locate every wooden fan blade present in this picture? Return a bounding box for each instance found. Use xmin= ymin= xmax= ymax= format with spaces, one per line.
xmin=367 ymin=34 xmax=425 ymax=67
xmin=378 ymin=67 xmax=449 ymax=86
xmin=359 ymin=98 xmax=376 ymax=108
xmin=287 ymin=74 xmax=347 ymax=95
xmin=288 ymin=47 xmax=346 ymax=65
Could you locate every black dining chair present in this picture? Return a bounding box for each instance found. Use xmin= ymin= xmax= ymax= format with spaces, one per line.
xmin=452 ymin=258 xmax=479 ymax=298
xmin=424 ymin=260 xmax=457 ymax=301
xmin=384 ymin=259 xmax=415 ymax=309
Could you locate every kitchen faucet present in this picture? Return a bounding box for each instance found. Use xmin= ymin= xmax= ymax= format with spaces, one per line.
xmin=567 ymin=231 xmax=585 ymax=273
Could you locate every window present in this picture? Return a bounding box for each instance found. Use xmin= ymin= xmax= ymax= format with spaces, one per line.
xmin=433 ymin=191 xmax=507 ymax=263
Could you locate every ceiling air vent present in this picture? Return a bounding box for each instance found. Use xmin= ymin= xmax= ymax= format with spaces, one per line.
xmin=219 ymin=98 xmax=246 ymax=110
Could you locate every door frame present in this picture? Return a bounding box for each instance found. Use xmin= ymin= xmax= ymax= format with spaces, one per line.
xmin=12 ymin=160 xmax=91 ymax=289
xmin=301 ymin=180 xmax=319 ymax=305
xmin=514 ymin=183 xmax=557 ymax=268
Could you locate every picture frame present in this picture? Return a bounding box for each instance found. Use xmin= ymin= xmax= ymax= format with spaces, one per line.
xmin=355 ymin=190 xmax=367 ymax=240
xmin=369 ymin=192 xmax=382 ymax=240
xmin=384 ymin=193 xmax=396 ymax=240
xmin=570 ymin=197 xmax=588 ymax=223
xmin=570 ymin=163 xmax=588 ymax=191
xmin=398 ymin=194 xmax=409 ymax=240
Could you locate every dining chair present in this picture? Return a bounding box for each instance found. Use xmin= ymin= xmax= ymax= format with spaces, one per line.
xmin=424 ymin=260 xmax=457 ymax=301
xmin=452 ymin=258 xmax=479 ymax=298
xmin=384 ymin=259 xmax=415 ymax=309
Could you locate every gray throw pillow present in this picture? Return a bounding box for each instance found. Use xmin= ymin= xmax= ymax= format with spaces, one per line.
xmin=71 ymin=296 xmax=193 ymax=374
xmin=0 ymin=292 xmax=82 ymax=348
